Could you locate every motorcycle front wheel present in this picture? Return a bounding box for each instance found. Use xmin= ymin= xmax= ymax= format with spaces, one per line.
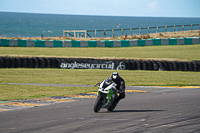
xmin=93 ymin=95 xmax=103 ymax=113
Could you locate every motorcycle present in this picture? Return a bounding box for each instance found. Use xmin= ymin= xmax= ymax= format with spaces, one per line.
xmin=93 ymin=78 xmax=118 ymax=113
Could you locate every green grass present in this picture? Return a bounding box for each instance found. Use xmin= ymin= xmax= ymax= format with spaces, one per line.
xmin=0 ymin=69 xmax=199 ymax=101
xmin=0 ymin=44 xmax=200 ymax=61
xmin=0 ymin=84 xmax=96 ymax=101
xmin=1 ymin=69 xmax=199 ymax=86
xmin=1 ymin=44 xmax=200 ymax=101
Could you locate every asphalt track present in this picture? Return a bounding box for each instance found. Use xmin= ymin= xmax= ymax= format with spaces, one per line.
xmin=0 ymin=85 xmax=200 ymax=133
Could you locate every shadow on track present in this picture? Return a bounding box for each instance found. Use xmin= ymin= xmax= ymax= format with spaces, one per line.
xmin=113 ymin=110 xmax=164 ymax=113
xmin=98 ymin=109 xmax=164 ymax=113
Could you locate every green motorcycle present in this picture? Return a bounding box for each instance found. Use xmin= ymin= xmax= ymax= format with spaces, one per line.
xmin=94 ymin=78 xmax=118 ymax=113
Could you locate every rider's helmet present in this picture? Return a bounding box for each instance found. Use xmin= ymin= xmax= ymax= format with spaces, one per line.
xmin=111 ymin=72 xmax=119 ymax=83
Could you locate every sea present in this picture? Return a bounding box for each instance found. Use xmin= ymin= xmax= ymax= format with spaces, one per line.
xmin=0 ymin=12 xmax=200 ymax=38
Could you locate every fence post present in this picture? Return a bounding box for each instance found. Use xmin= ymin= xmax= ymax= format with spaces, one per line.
xmin=147 ymin=27 xmax=149 ymax=35
xmin=199 ymin=24 xmax=200 ymax=36
xmin=104 ymin=29 xmax=106 ymax=38
xmin=174 ymin=25 xmax=176 ymax=34
xmin=85 ymin=30 xmax=87 ymax=38
xmin=95 ymin=30 xmax=97 ymax=38
xmin=199 ymin=24 xmax=200 ymax=31
xmin=67 ymin=32 xmax=69 ymax=37
xmin=156 ymin=26 xmax=158 ymax=34
xmin=165 ymin=26 xmax=167 ymax=34
xmin=63 ymin=30 xmax=65 ymax=37
xmin=182 ymin=25 xmax=184 ymax=33
xmin=112 ymin=29 xmax=114 ymax=38
xmin=130 ymin=28 xmax=132 ymax=36
xmin=74 ymin=30 xmax=76 ymax=38
xmin=121 ymin=29 xmax=123 ymax=36
xmin=139 ymin=27 xmax=141 ymax=36
xmin=191 ymin=24 xmax=193 ymax=33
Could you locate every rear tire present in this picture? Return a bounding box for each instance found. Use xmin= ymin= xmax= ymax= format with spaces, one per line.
xmin=107 ymin=106 xmax=114 ymax=112
xmin=107 ymin=103 xmax=117 ymax=112
xmin=107 ymin=96 xmax=118 ymax=112
xmin=94 ymin=96 xmax=103 ymax=113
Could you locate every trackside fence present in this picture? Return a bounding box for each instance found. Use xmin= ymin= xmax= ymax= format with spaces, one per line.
xmin=63 ymin=24 xmax=200 ymax=38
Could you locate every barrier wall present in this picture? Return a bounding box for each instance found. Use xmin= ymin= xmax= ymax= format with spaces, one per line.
xmin=0 ymin=37 xmax=199 ymax=47
xmin=0 ymin=57 xmax=199 ymax=71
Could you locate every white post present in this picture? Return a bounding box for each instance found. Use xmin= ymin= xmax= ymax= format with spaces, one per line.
xmin=130 ymin=28 xmax=132 ymax=36
xmin=199 ymin=24 xmax=200 ymax=31
xmin=85 ymin=30 xmax=87 ymax=38
xmin=104 ymin=29 xmax=106 ymax=38
xmin=199 ymin=24 xmax=200 ymax=36
xmin=174 ymin=25 xmax=175 ymax=34
xmin=67 ymin=32 xmax=69 ymax=37
xmin=74 ymin=30 xmax=76 ymax=38
xmin=156 ymin=26 xmax=158 ymax=35
xmin=112 ymin=29 xmax=114 ymax=38
xmin=139 ymin=27 xmax=141 ymax=36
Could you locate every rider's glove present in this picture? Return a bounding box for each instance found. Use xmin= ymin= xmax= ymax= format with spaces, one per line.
xmin=94 ymin=83 xmax=100 ymax=87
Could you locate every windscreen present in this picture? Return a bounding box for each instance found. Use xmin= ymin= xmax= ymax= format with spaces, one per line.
xmin=102 ymin=78 xmax=113 ymax=89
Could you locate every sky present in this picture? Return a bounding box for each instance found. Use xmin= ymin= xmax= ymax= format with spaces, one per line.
xmin=0 ymin=0 xmax=200 ymax=17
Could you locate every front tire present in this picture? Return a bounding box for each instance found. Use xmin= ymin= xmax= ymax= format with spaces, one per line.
xmin=93 ymin=96 xmax=103 ymax=113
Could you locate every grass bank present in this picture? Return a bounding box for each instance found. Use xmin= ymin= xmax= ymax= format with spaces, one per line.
xmin=1 ymin=30 xmax=199 ymax=40
xmin=0 ymin=84 xmax=96 ymax=101
xmin=1 ymin=44 xmax=200 ymax=61
xmin=0 ymin=44 xmax=200 ymax=101
xmin=0 ymin=69 xmax=199 ymax=101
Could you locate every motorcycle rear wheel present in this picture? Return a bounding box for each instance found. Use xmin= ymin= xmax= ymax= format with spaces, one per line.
xmin=107 ymin=105 xmax=115 ymax=112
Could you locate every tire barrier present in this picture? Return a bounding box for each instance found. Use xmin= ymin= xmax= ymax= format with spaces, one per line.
xmin=0 ymin=37 xmax=200 ymax=47
xmin=0 ymin=57 xmax=199 ymax=71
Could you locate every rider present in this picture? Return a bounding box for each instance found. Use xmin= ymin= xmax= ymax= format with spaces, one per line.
xmin=110 ymin=72 xmax=125 ymax=107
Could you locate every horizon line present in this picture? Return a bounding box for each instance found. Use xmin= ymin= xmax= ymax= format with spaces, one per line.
xmin=1 ymin=11 xmax=200 ymax=19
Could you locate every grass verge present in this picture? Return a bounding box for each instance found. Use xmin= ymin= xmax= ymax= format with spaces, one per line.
xmin=0 ymin=44 xmax=200 ymax=61
xmin=0 ymin=69 xmax=199 ymax=101
xmin=0 ymin=84 xmax=96 ymax=101
xmin=1 ymin=69 xmax=199 ymax=86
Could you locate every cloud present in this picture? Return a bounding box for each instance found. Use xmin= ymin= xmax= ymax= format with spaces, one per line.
xmin=146 ymin=1 xmax=160 ymax=11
